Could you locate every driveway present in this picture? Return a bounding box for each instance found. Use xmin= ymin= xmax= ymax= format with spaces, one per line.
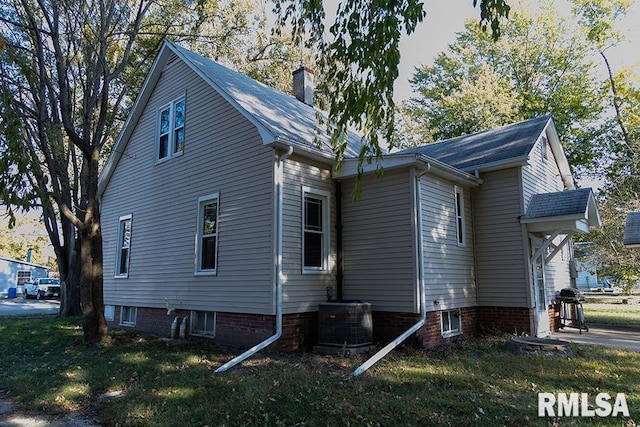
xmin=552 ymin=323 xmax=640 ymax=352
xmin=0 ymin=297 xmax=59 ymax=316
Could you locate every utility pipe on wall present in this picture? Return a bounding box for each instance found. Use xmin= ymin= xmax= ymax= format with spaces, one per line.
xmin=352 ymin=165 xmax=429 ymax=376
xmin=215 ymin=145 xmax=293 ymax=373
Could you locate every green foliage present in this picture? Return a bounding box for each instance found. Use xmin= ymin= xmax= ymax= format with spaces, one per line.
xmin=274 ymin=0 xmax=510 ymax=174
xmin=585 ymin=199 xmax=640 ymax=294
xmin=400 ymin=2 xmax=604 ymax=171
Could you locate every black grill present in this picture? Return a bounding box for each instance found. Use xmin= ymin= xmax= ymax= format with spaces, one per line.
xmin=557 ymin=287 xmax=584 ymax=302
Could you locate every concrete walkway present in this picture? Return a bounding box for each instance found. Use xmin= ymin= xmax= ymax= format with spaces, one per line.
xmin=551 ymin=323 xmax=640 ymax=352
xmin=0 ymin=298 xmax=59 ymax=316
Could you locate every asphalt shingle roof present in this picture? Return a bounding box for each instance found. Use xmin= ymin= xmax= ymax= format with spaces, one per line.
xmin=523 ymin=188 xmax=594 ymax=219
xmin=398 ymin=115 xmax=551 ymax=171
xmin=170 ymin=43 xmax=365 ymax=158
xmin=624 ymin=212 xmax=640 ymax=246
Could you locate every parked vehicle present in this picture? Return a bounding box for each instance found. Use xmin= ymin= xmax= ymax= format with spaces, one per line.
xmin=23 ymin=278 xmax=61 ymax=299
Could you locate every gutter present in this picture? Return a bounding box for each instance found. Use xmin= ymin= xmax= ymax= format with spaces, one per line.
xmin=352 ymin=166 xmax=428 ymax=376
xmin=215 ymin=145 xmax=293 ymax=373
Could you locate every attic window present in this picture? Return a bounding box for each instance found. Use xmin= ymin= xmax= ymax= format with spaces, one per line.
xmin=157 ymin=97 xmax=185 ymax=161
xmin=540 ymin=135 xmax=548 ymax=161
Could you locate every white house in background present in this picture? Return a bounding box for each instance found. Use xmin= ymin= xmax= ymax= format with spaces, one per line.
xmin=98 ymin=41 xmax=601 ymax=355
xmin=0 ymin=256 xmax=49 ymax=298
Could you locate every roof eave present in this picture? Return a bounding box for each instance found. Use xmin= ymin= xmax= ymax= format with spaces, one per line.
xmin=334 ymin=153 xmax=481 ymax=186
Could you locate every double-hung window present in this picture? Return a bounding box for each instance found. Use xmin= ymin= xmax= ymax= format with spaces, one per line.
xmin=302 ymin=187 xmax=330 ymax=273
xmin=115 ymin=214 xmax=132 ymax=278
xmin=157 ymin=97 xmax=186 ymax=161
xmin=196 ymin=194 xmax=219 ymax=274
xmin=454 ymin=186 xmax=466 ymax=247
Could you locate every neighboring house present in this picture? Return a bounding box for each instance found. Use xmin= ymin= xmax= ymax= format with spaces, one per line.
xmin=573 ymin=242 xmax=599 ymax=291
xmin=624 ymin=212 xmax=640 ymax=249
xmin=0 ymin=256 xmax=49 ymax=298
xmin=98 ymin=42 xmax=601 ymax=355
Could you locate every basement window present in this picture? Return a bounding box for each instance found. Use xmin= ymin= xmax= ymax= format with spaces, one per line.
xmin=191 ymin=311 xmax=216 ymax=336
xmin=441 ymin=309 xmax=462 ymax=338
xmin=120 ymin=306 xmax=137 ymax=327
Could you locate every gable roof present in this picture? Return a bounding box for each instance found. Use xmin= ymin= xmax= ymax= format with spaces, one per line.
xmin=521 ymin=188 xmax=601 ymax=234
xmin=99 ymin=41 xmax=365 ymax=195
xmin=624 ymin=212 xmax=640 ymax=248
xmin=397 ymin=115 xmax=574 ymax=189
xmin=168 ymin=43 xmax=364 ymax=157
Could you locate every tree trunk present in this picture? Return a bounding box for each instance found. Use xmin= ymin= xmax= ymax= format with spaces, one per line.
xmin=79 ymin=156 xmax=107 ymax=343
xmin=59 ymin=235 xmax=82 ymax=317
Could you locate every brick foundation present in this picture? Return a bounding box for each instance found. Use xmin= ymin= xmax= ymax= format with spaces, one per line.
xmin=106 ymin=306 xmax=317 ymax=351
xmin=106 ymin=304 xmax=538 ymax=351
xmin=476 ymin=306 xmax=533 ymax=335
xmin=374 ymin=307 xmax=478 ymax=349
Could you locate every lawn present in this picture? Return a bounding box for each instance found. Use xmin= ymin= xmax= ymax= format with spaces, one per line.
xmin=0 ymin=315 xmax=639 ymax=426
xmin=583 ymin=296 xmax=640 ymax=327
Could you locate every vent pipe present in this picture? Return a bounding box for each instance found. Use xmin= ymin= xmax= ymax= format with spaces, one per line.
xmin=293 ymin=66 xmax=314 ymax=106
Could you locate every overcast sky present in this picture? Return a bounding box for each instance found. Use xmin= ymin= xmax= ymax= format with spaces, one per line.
xmin=393 ymin=0 xmax=640 ymax=101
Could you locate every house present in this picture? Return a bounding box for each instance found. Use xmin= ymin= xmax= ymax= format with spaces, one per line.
xmin=98 ymin=42 xmax=601 ymax=365
xmin=624 ymin=212 xmax=640 ymax=248
xmin=0 ymin=256 xmax=49 ymax=298
xmin=573 ymin=242 xmax=599 ymax=291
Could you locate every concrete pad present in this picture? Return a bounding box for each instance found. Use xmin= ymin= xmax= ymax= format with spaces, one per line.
xmin=552 ymin=324 xmax=640 ymax=352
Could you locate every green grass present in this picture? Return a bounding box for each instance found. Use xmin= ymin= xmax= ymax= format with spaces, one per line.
xmin=583 ymin=300 xmax=640 ymax=327
xmin=1 ymin=315 xmax=640 ymax=426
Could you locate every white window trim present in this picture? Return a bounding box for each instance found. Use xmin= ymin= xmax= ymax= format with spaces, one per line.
xmin=441 ymin=309 xmax=462 ymax=338
xmin=119 ymin=306 xmax=137 ymax=327
xmin=195 ymin=193 xmax=219 ymax=276
xmin=155 ymin=96 xmax=186 ymax=163
xmin=302 ymin=186 xmax=331 ymax=274
xmin=454 ymin=186 xmax=466 ymax=247
xmin=115 ymin=214 xmax=132 ymax=278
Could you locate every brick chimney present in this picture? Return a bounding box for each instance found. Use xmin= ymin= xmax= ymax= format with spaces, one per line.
xmin=293 ymin=66 xmax=314 ymax=107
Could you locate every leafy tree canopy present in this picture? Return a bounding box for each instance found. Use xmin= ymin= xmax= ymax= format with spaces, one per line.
xmin=273 ymin=0 xmax=511 ymax=173
xmin=399 ymin=1 xmax=604 ymax=174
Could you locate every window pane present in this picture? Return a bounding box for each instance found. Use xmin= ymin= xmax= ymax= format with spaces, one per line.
xmin=442 ymin=312 xmax=450 ymax=332
xmin=160 ymin=108 xmax=170 ymax=134
xmin=451 ymin=312 xmax=460 ymax=331
xmin=205 ymin=313 xmax=214 ymax=331
xmin=201 ymin=236 xmax=217 ymax=270
xmin=121 ymin=220 xmax=131 ymax=248
xmin=197 ymin=312 xmax=206 ymax=330
xmin=174 ymin=128 xmax=184 ymax=152
xmin=119 ymin=248 xmax=129 ymax=274
xmin=174 ymin=100 xmax=185 ymax=128
xmin=304 ymin=231 xmax=322 ymax=268
xmin=202 ymin=202 xmax=218 ymax=235
xmin=159 ymin=134 xmax=169 ymax=159
xmin=305 ymin=197 xmax=322 ymax=231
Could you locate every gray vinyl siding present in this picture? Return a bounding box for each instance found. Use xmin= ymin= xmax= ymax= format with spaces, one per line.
xmin=521 ymin=135 xmax=571 ymax=302
xmin=101 ymin=58 xmax=276 ymax=315
xmin=473 ymin=168 xmax=529 ymax=307
xmin=421 ymin=176 xmax=476 ymax=312
xmin=341 ymin=168 xmax=417 ymax=313
xmin=280 ymin=155 xmax=336 ymax=313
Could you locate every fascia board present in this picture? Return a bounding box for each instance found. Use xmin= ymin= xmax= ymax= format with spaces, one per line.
xmin=543 ymin=119 xmax=575 ymax=190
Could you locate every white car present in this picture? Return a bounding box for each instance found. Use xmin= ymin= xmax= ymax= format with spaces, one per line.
xmin=23 ymin=278 xmax=61 ymax=299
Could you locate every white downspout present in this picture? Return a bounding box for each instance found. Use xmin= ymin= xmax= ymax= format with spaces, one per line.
xmin=352 ymin=165 xmax=429 ymax=376
xmin=215 ymin=145 xmax=293 ymax=373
